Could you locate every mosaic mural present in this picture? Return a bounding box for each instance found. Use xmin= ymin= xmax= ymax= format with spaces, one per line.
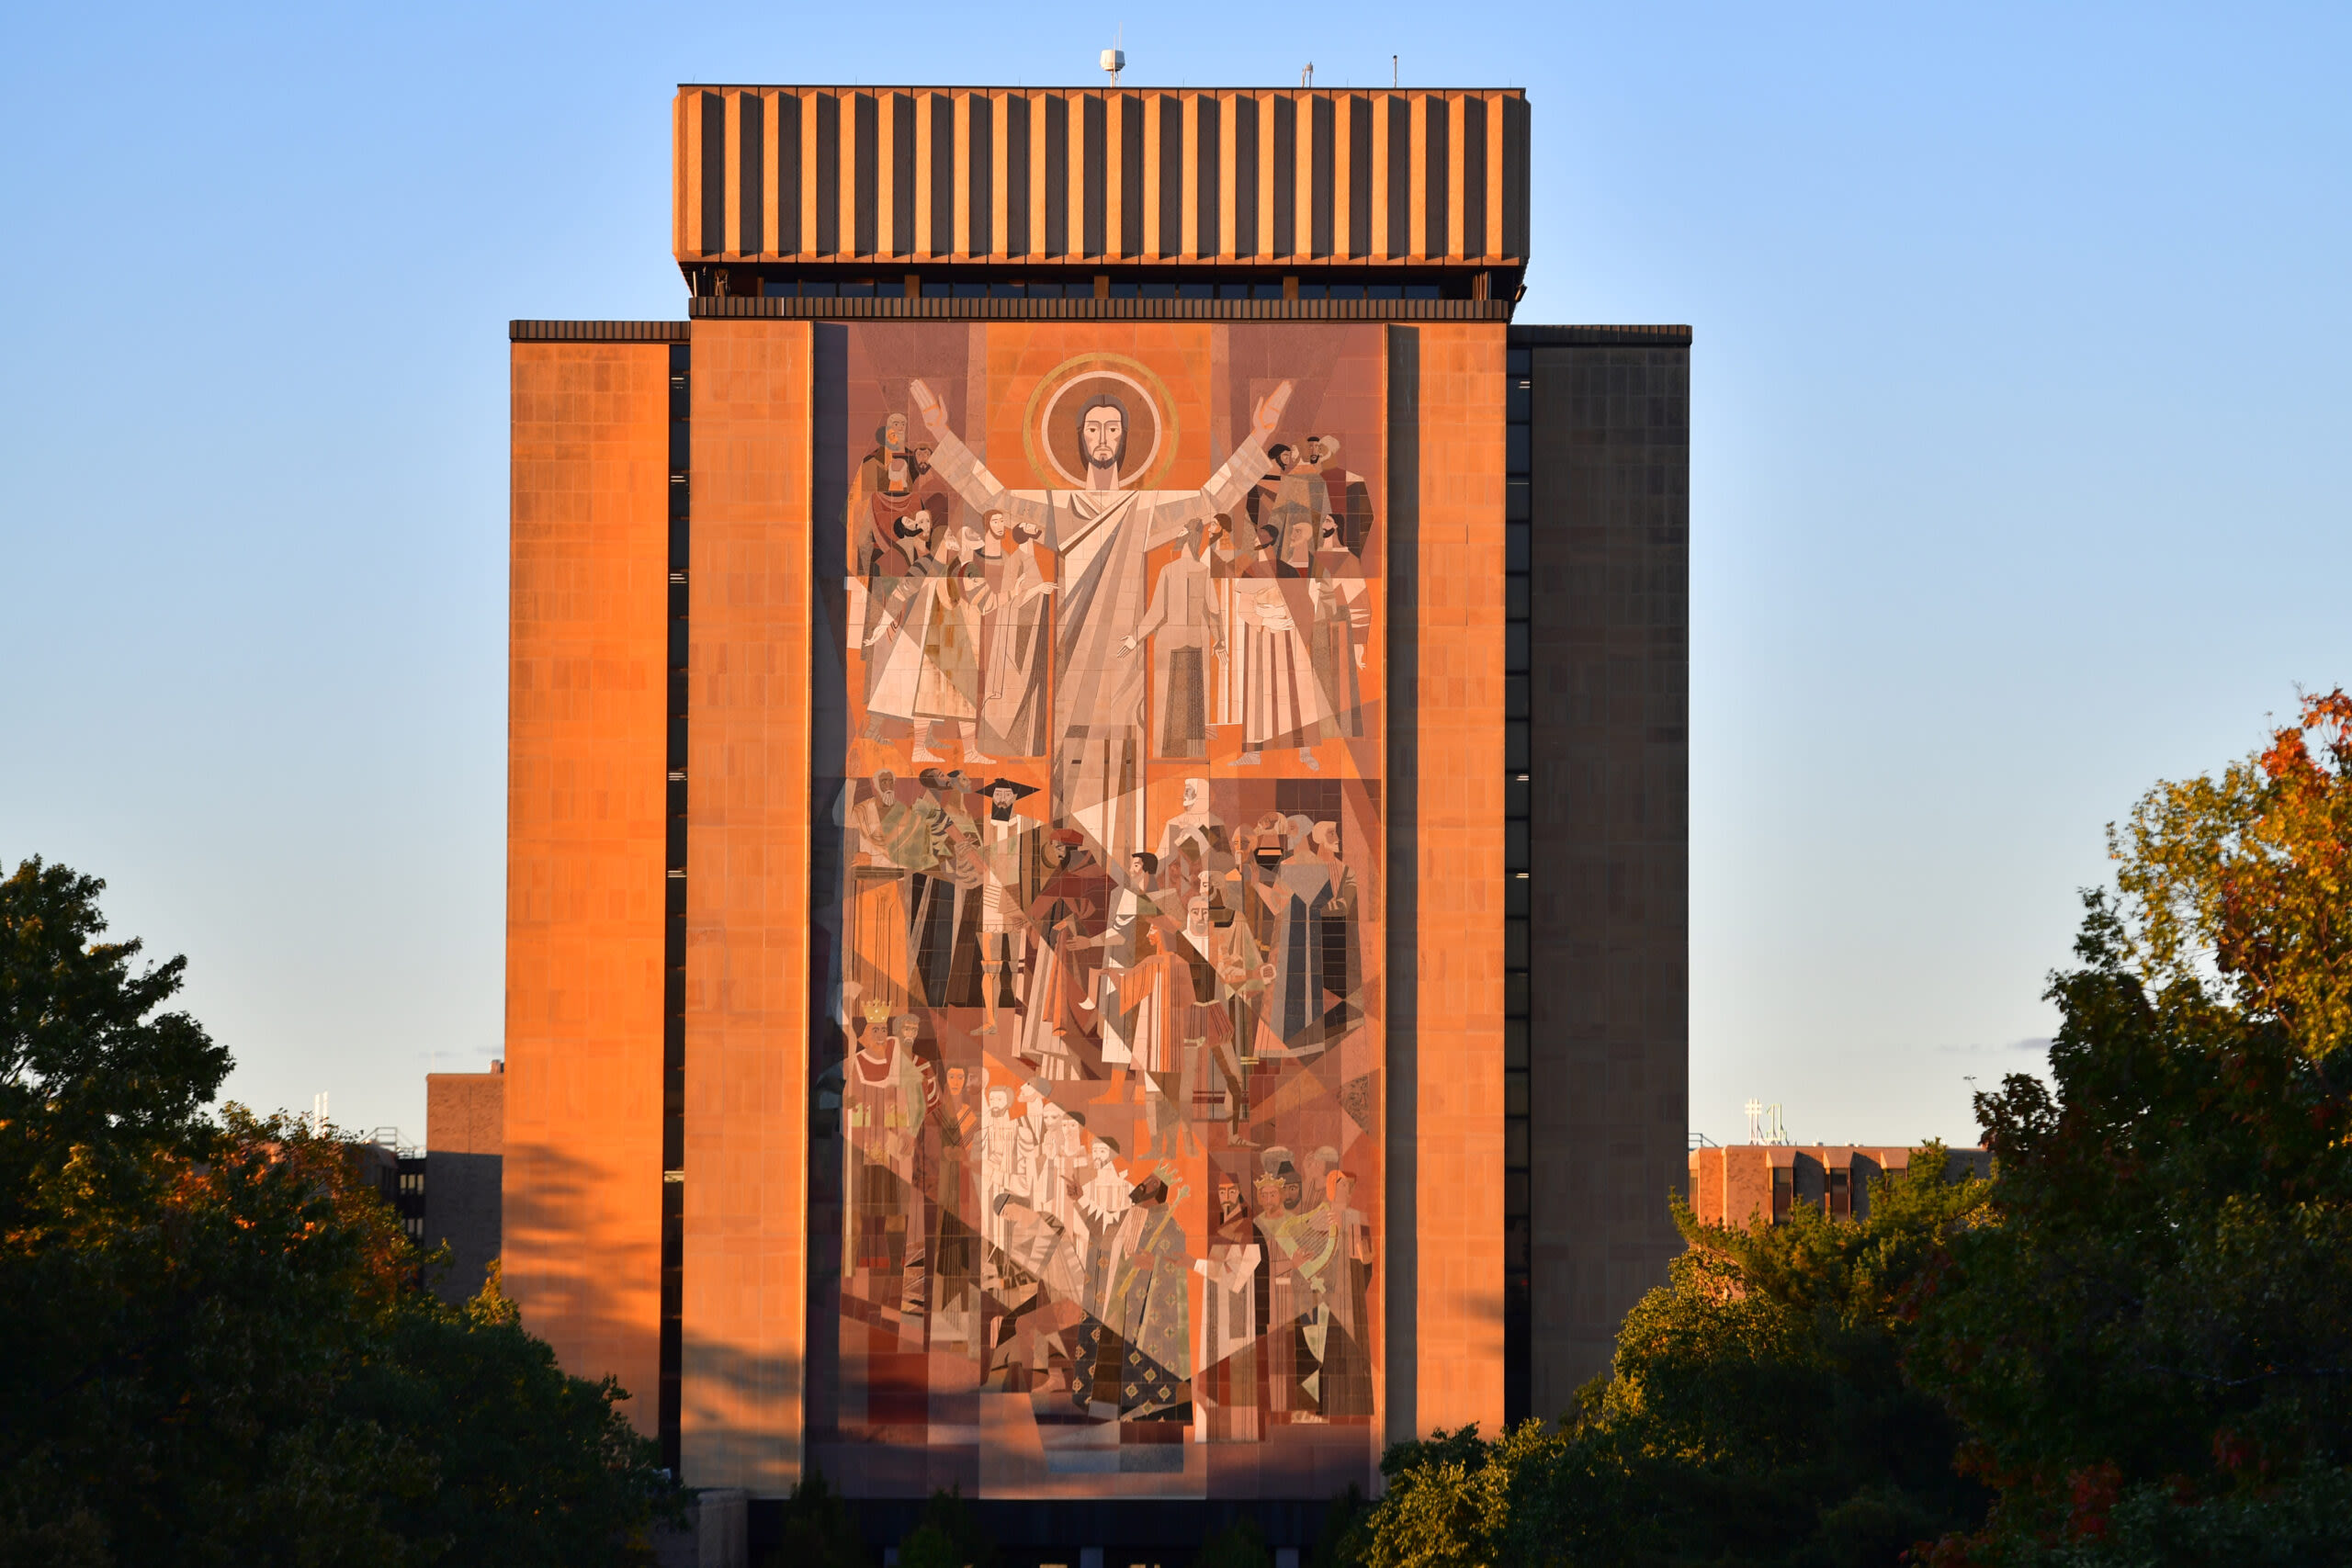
xmin=812 ymin=323 xmax=1386 ymax=1497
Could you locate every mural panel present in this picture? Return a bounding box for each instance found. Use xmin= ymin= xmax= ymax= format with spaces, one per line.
xmin=811 ymin=323 xmax=1386 ymax=1497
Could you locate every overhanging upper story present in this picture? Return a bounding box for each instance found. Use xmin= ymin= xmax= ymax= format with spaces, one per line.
xmin=673 ymin=85 xmax=1531 ymax=311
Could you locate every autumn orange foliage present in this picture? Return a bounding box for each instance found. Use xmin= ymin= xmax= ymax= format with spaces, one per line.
xmin=2113 ymin=687 xmax=2352 ymax=1057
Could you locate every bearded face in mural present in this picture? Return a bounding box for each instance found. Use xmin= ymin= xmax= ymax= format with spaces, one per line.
xmin=1079 ymin=395 xmax=1128 ymax=481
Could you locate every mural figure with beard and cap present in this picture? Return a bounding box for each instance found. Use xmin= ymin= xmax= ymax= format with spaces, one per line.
xmin=864 ymin=503 xmax=989 ymax=765
xmin=972 ymin=777 xmax=1045 ymax=1038
xmin=846 ymin=410 xmax=934 ymax=647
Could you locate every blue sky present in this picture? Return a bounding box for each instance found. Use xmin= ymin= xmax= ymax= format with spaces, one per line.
xmin=2 ymin=3 xmax=2345 ymax=1146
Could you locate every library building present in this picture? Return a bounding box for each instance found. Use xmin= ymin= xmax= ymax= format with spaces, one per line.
xmin=489 ymin=79 xmax=1689 ymax=1560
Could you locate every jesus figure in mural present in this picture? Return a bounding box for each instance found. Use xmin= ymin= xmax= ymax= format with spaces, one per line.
xmin=907 ymin=375 xmax=1293 ymax=864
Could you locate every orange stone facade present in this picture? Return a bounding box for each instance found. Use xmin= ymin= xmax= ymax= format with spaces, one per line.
xmin=505 ymin=342 xmax=671 ymax=1435
xmin=501 ymin=83 xmax=1686 ymax=1517
xmin=506 ymin=316 xmax=1503 ymax=1498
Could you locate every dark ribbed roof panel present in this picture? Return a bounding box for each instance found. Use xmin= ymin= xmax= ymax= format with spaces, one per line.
xmin=674 ymin=87 xmax=1530 ymax=270
xmin=688 ymin=295 xmax=1512 ymax=322
xmin=509 ymin=321 xmax=692 ymax=342
xmin=1509 ymin=324 xmax=1694 ymax=346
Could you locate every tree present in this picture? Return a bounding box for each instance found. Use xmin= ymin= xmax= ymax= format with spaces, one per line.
xmin=1339 ymin=693 xmax=2352 ymax=1566
xmin=895 ymin=1486 xmax=991 ymax=1568
xmin=1905 ymin=695 xmax=2352 ymax=1562
xmin=1308 ymin=1486 xmax=1371 ymax=1568
xmin=2111 ymin=687 xmax=2352 ymax=1058
xmin=0 ymin=855 xmax=230 ymax=1239
xmin=1351 ymin=1154 xmax=1991 ymax=1568
xmin=0 ymin=857 xmax=673 ymax=1567
xmin=1907 ymin=899 xmax=2352 ymax=1564
xmin=765 ymin=1466 xmax=868 ymax=1568
xmin=1194 ymin=1515 xmax=1273 ymax=1568
xmin=339 ymin=1264 xmax=674 ymax=1567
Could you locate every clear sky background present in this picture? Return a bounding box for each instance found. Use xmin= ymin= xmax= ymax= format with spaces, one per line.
xmin=2 ymin=3 xmax=2345 ymax=1148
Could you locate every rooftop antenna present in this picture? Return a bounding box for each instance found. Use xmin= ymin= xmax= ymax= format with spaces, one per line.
xmin=1101 ymin=28 xmax=1125 ymax=87
xmin=1744 ymin=1099 xmax=1789 ymax=1145
xmin=1392 ymin=54 xmax=1398 ymax=88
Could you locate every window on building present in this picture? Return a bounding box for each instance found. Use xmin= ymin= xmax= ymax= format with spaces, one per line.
xmin=1772 ymin=1166 xmax=1792 ymax=1224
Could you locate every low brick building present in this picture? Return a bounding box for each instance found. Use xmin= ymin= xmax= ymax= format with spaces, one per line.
xmin=424 ymin=1063 xmax=505 ymax=1303
xmin=1686 ymin=1144 xmax=1991 ymax=1229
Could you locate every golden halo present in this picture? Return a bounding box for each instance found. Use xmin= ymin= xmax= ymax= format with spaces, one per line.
xmin=1021 ymin=353 xmax=1180 ymax=491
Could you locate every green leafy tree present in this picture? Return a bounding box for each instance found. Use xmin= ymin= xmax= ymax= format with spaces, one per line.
xmin=1309 ymin=1486 xmax=1371 ymax=1568
xmin=895 ymin=1485 xmax=991 ymax=1568
xmin=1355 ymin=1420 xmax=1583 ymax=1568
xmin=1338 ymin=694 xmax=2352 ymax=1567
xmin=1907 ymin=900 xmax=2352 ymax=1564
xmin=1598 ymin=1152 xmax=1990 ymax=1564
xmin=764 ymin=1467 xmax=869 ymax=1568
xmin=1905 ymin=694 xmax=2352 ymax=1562
xmin=1194 ymin=1515 xmax=1274 ymax=1568
xmin=0 ymin=857 xmax=672 ymax=1567
xmin=1350 ymin=1153 xmax=1989 ymax=1568
xmin=339 ymin=1263 xmax=674 ymax=1567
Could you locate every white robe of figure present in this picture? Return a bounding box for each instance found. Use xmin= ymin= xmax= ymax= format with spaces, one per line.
xmin=1035 ymin=1112 xmax=1090 ymax=1269
xmin=979 ymin=1099 xmax=1016 ymax=1257
xmin=867 ymin=568 xmax=979 ymax=724
xmin=924 ymin=425 xmax=1272 ymax=863
xmin=1234 ymin=573 xmax=1333 ymax=750
xmin=1193 ymin=1231 xmax=1263 ymax=1439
